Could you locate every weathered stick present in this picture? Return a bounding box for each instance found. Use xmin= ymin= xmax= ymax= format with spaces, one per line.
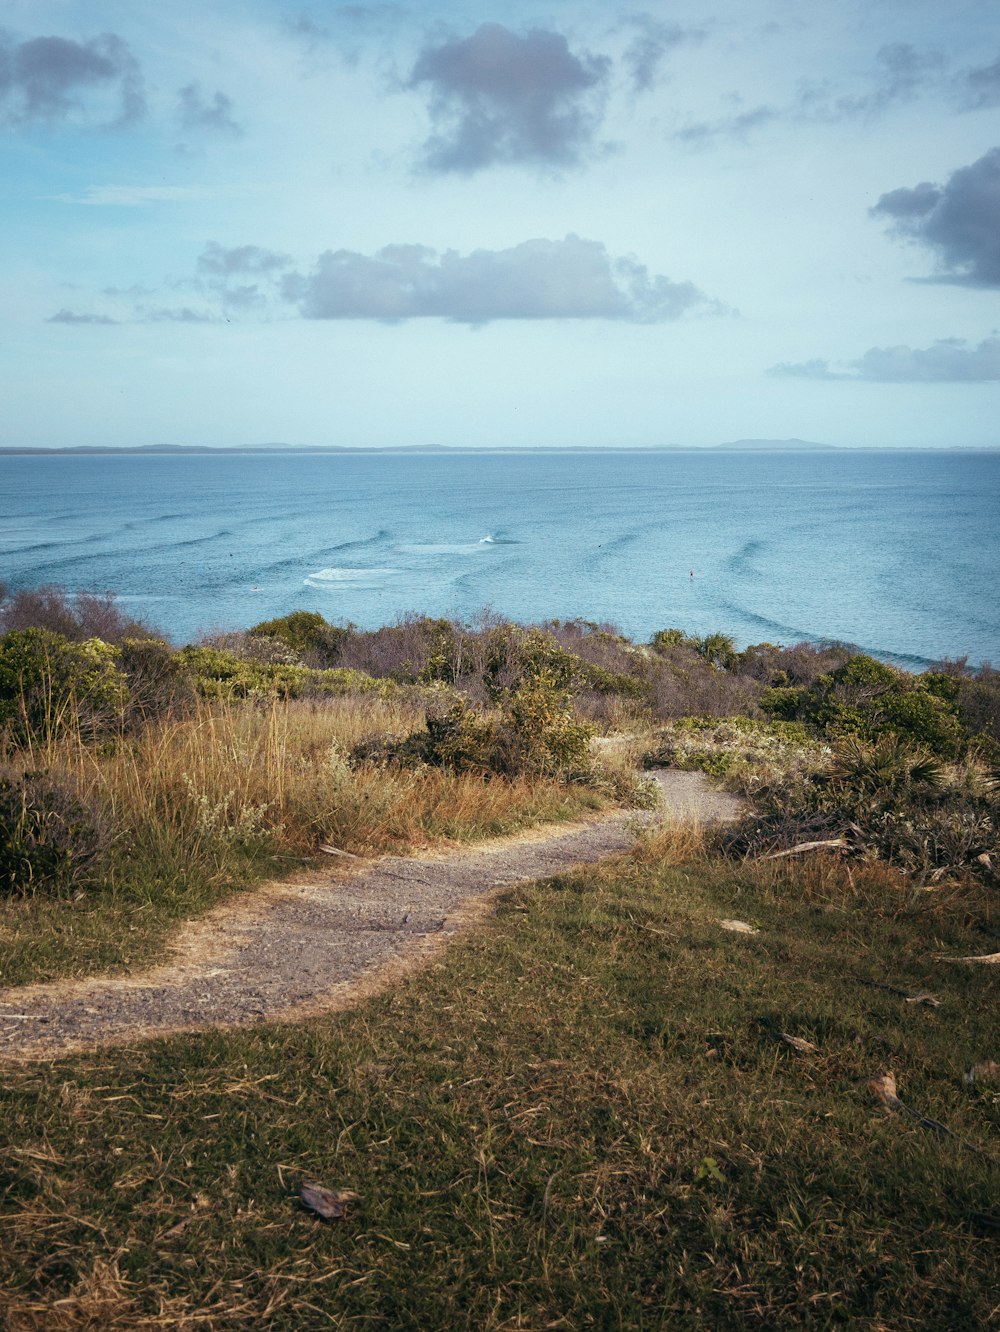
xmin=761 ymin=838 xmax=847 ymax=860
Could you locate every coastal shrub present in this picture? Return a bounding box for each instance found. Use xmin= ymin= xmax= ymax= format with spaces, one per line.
xmin=375 ymin=670 xmax=595 ymax=781
xmin=0 ymin=630 xmax=129 ymax=747
xmin=248 ymin=611 xmax=348 ymax=667
xmin=0 ymin=583 xmax=152 ymax=644
xmin=118 ymin=637 xmax=196 ymax=722
xmin=0 ymin=768 xmax=110 ymax=896
xmin=759 ymin=653 xmax=966 ymax=757
xmin=650 ymin=628 xmax=738 ymax=670
xmin=179 ymin=645 xmax=393 ymax=701
xmin=934 ymin=658 xmax=1000 ymax=759
xmin=735 ymin=639 xmax=854 ymax=687
xmin=647 ymin=716 xmax=821 ymax=789
xmin=203 ymin=631 xmax=303 ymax=666
xmin=725 ymin=735 xmax=997 ymax=883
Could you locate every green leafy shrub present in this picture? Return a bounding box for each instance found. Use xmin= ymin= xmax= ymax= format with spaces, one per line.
xmin=248 ymin=611 xmax=348 ymax=666
xmin=0 ymin=630 xmax=128 ymax=747
xmin=0 ymin=769 xmax=110 ymax=896
xmin=759 ymin=654 xmax=966 ymax=757
xmin=371 ymin=669 xmax=595 ymax=782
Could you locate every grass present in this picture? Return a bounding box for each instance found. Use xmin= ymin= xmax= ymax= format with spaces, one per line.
xmin=0 ymin=695 xmax=605 ymax=987
xmin=0 ymin=839 xmax=997 ymax=1328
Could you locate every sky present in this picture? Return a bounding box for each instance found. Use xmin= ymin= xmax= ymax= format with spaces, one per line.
xmin=1 ymin=0 xmax=998 ymax=449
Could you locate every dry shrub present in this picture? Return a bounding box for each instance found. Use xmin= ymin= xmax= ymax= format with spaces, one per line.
xmin=0 ymin=584 xmax=154 ymax=644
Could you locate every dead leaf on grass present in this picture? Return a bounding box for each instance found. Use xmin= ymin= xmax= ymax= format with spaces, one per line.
xmin=780 ymin=1033 xmax=818 ymax=1054
xmin=868 ymin=1071 xmax=956 ymax=1140
xmin=300 ymin=1182 xmax=360 ymax=1220
xmin=869 ymin=1071 xmax=906 ymax=1112
xmin=718 ymin=919 xmax=757 ymax=934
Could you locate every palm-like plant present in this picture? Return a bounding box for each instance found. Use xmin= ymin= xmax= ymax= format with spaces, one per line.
xmin=829 ymin=734 xmax=945 ymax=792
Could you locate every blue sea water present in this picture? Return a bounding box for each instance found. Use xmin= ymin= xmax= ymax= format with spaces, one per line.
xmin=1 ymin=450 xmax=998 ymax=666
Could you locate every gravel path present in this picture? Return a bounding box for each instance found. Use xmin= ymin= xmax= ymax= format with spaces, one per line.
xmin=0 ymin=771 xmax=740 ymax=1061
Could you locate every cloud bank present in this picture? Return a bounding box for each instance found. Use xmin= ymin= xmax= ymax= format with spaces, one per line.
xmin=0 ymin=32 xmax=143 ymax=127
xmin=770 ymin=336 xmax=1000 ymax=382
xmin=284 ymin=235 xmax=712 ymax=323
xmin=872 ymin=147 xmax=1000 ymax=286
xmin=407 ymin=23 xmax=611 ymax=172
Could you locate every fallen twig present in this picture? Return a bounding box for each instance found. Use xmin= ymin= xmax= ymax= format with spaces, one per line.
xmin=761 ymin=838 xmax=847 ymax=860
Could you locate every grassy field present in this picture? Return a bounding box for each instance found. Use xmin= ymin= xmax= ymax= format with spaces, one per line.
xmin=1 ymin=836 xmax=997 ymax=1329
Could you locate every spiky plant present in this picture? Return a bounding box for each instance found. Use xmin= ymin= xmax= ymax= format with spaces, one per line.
xmin=829 ymin=734 xmax=945 ymax=793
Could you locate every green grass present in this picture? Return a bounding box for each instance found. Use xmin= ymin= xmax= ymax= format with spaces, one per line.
xmin=1 ymin=844 xmax=997 ymax=1328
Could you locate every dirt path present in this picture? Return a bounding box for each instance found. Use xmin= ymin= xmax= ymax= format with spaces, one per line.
xmin=0 ymin=771 xmax=740 ymax=1061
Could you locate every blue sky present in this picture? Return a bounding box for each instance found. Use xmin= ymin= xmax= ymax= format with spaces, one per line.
xmin=2 ymin=0 xmax=998 ymax=448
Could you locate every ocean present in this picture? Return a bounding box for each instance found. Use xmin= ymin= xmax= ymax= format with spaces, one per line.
xmin=1 ymin=449 xmax=997 ymax=667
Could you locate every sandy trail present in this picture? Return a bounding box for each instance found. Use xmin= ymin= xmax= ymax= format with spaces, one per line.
xmin=0 ymin=771 xmax=740 ymax=1061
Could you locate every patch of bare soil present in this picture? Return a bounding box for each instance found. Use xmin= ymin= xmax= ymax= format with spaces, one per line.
xmin=0 ymin=771 xmax=740 ymax=1061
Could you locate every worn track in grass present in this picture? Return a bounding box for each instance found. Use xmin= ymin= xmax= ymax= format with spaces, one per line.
xmin=0 ymin=771 xmax=740 ymax=1061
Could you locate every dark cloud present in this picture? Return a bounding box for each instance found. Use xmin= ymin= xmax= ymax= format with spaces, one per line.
xmin=769 ymin=336 xmax=1000 ymax=382
xmin=0 ymin=32 xmax=144 ymax=127
xmin=47 ymin=309 xmax=119 ymax=325
xmin=284 ymin=234 xmax=714 ymax=324
xmin=177 ymin=82 xmax=241 ymax=134
xmin=872 ymin=147 xmax=1000 ymax=286
xmin=958 ymin=53 xmax=1000 ymax=110
xmin=407 ymin=23 xmax=611 ymax=172
xmin=622 ymin=15 xmax=699 ymax=94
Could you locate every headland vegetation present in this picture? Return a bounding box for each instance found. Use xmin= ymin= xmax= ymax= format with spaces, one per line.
xmin=0 ymin=584 xmax=997 ymax=1326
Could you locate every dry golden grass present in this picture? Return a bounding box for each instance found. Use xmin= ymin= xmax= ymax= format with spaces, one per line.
xmin=20 ymin=693 xmax=596 ymax=859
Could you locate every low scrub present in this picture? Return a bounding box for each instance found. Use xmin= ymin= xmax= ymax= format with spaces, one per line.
xmin=646 ymin=716 xmax=822 ymax=789
xmin=0 ymin=629 xmax=128 ymax=749
xmin=0 ymin=768 xmax=110 ymax=896
xmin=179 ymin=644 xmax=398 ymax=703
xmin=726 ymin=734 xmax=998 ymax=884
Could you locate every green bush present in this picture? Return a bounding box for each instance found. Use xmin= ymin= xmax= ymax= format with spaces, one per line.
xmin=0 ymin=769 xmax=110 ymax=896
xmin=759 ymin=653 xmax=966 ymax=757
xmin=248 ymin=611 xmax=347 ymax=666
xmin=0 ymin=630 xmax=128 ymax=746
xmin=374 ymin=670 xmax=595 ymax=781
